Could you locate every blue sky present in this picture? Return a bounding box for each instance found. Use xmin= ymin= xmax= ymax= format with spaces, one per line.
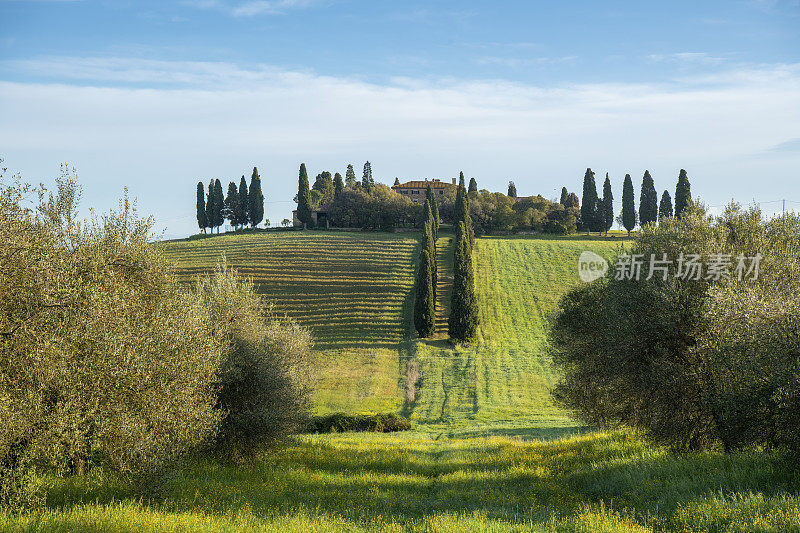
xmin=1 ymin=0 xmax=799 ymax=236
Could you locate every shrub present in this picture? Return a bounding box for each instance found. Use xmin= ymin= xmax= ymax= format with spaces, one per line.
xmin=308 ymin=413 xmax=412 ymax=433
xmin=551 ymin=203 xmax=800 ymax=454
xmin=192 ymin=263 xmax=314 ymax=459
xmin=0 ymin=167 xmax=224 ymax=507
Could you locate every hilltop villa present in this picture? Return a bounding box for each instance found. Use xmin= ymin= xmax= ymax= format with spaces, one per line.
xmin=392 ymin=178 xmax=457 ymax=204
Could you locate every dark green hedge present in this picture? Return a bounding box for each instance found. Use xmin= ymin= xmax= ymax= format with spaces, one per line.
xmin=307 ymin=413 xmax=412 ymax=433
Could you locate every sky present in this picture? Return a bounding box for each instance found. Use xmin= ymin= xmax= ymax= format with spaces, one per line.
xmin=1 ymin=0 xmax=799 ymax=238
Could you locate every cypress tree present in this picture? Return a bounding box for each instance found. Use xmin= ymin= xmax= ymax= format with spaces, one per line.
xmin=508 ymin=181 xmax=517 ymax=198
xmin=448 ymin=221 xmax=478 ymax=342
xmin=566 ymin=192 xmax=580 ymax=209
xmin=248 ymin=167 xmax=264 ymax=228
xmin=468 ymin=177 xmax=478 ymax=196
xmin=423 ymin=197 xmax=437 ymax=299
xmin=413 ymin=245 xmax=436 ymax=338
xmin=622 ymin=174 xmax=636 ymax=237
xmin=560 ymin=187 xmax=568 ymax=206
xmin=213 ymin=179 xmax=224 ymax=233
xmin=601 ymin=173 xmax=613 ymax=235
xmin=345 ymin=164 xmax=356 ymax=188
xmin=196 ymin=181 xmax=207 ymax=233
xmin=206 ymin=180 xmax=215 ymax=233
xmin=225 ymin=181 xmax=239 ymax=229
xmin=297 ymin=163 xmax=313 ymax=229
xmin=674 ymin=169 xmax=692 ymax=218
xmin=639 ymin=170 xmax=658 ymax=227
xmin=362 ymin=161 xmax=373 ymax=191
xmin=333 ymin=172 xmax=344 ymax=198
xmin=455 ymin=172 xmax=474 ymax=248
xmin=393 ymin=177 xmax=400 ymax=186
xmin=580 ymin=168 xmax=598 ymax=236
xmin=659 ymin=190 xmax=673 ymax=220
xmin=238 ymin=175 xmax=248 ymax=229
xmin=426 ymin=185 xmax=440 ymax=241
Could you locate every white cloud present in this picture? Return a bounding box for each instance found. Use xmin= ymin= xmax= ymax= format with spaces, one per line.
xmin=1 ymin=57 xmax=799 ymax=236
xmin=181 ymin=0 xmax=317 ymax=17
xmin=647 ymin=52 xmax=728 ymax=65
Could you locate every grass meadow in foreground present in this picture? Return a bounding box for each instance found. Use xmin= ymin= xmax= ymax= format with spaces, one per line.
xmin=3 ymin=429 xmax=798 ymax=532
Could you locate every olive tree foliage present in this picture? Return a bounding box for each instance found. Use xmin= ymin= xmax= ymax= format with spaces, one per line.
xmin=550 ymin=202 xmax=800 ymax=455
xmin=192 ymin=263 xmax=314 ymax=459
xmin=0 ymin=164 xmax=316 ymax=508
xmin=0 ymin=166 xmax=224 ymax=507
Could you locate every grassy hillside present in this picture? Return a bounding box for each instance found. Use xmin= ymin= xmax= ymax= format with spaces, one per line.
xmin=7 ymin=430 xmax=797 ymax=532
xmin=162 ymin=231 xmax=419 ymax=415
xmin=407 ymin=236 xmax=623 ymax=430
xmin=163 ymin=231 xmax=624 ymax=425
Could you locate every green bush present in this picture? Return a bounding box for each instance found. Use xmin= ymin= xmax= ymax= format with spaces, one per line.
xmin=0 ymin=168 xmax=224 ymax=507
xmin=192 ymin=263 xmax=314 ymax=459
xmin=551 ymin=203 xmax=800 ymax=454
xmin=0 ymin=164 xmax=316 ymax=508
xmin=307 ymin=413 xmax=412 ymax=433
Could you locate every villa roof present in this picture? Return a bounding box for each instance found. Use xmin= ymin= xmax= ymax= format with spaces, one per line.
xmin=392 ymin=180 xmax=455 ymax=189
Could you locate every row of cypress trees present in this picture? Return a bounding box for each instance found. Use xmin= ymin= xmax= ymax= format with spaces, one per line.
xmin=196 ymin=167 xmax=264 ymax=233
xmin=448 ymin=172 xmax=478 ymax=342
xmin=581 ymin=168 xmax=692 ymax=236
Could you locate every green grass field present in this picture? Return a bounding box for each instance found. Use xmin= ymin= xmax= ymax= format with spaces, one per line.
xmin=162 ymin=231 xmax=420 ymax=414
xmin=5 ymin=430 xmax=798 ymax=531
xmin=163 ymin=230 xmax=623 ymax=424
xmin=15 ymin=230 xmax=791 ymax=532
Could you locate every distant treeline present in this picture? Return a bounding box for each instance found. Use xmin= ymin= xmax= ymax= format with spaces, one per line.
xmin=196 ymin=167 xmax=264 ymax=233
xmin=574 ymin=168 xmax=693 ymax=235
xmin=294 ymin=162 xmax=579 ymax=234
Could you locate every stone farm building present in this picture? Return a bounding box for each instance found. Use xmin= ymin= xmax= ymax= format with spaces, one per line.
xmin=391 ymin=178 xmax=457 ymax=204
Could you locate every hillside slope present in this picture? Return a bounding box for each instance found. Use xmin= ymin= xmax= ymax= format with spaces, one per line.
xmin=162 ymin=231 xmax=419 ymax=414
xmin=407 ymin=236 xmax=623 ymax=433
xmin=163 ymin=231 xmax=623 ymax=426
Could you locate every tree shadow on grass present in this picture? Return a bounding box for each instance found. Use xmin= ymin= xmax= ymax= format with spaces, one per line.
xmin=39 ymin=429 xmax=797 ymax=530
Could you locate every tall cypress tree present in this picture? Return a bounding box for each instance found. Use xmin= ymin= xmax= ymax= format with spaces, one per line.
xmin=659 ymin=190 xmax=673 ymax=220
xmin=455 ymin=172 xmax=474 ymax=248
xmin=196 ymin=181 xmax=207 ymax=233
xmin=622 ymin=174 xmax=636 ymax=237
xmin=333 ymin=172 xmax=344 ymax=198
xmin=580 ymin=168 xmax=598 ymax=236
xmin=566 ymin=192 xmax=580 ymax=209
xmin=213 ymin=179 xmax=224 ymax=233
xmin=413 ymin=245 xmax=436 ymax=338
xmin=674 ymin=168 xmax=692 ymax=218
xmin=560 ymin=187 xmax=568 ymax=206
xmin=468 ymin=177 xmax=478 ymax=196
xmin=206 ymin=180 xmax=215 ymax=233
xmin=448 ymin=221 xmax=478 ymax=342
xmin=248 ymin=167 xmax=264 ymax=228
xmin=238 ymin=175 xmax=248 ymax=229
xmin=508 ymin=181 xmax=517 ymax=198
xmin=423 ymin=197 xmax=437 ymax=301
xmin=362 ymin=161 xmax=373 ymax=191
xmin=225 ymin=181 xmax=239 ymax=229
xmin=296 ymin=163 xmax=313 ymax=229
xmin=345 ymin=164 xmax=357 ymax=188
xmin=601 ymin=173 xmax=614 ymax=235
xmin=639 ymin=170 xmax=658 ymax=227
xmin=426 ymin=185 xmax=440 ymax=241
